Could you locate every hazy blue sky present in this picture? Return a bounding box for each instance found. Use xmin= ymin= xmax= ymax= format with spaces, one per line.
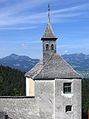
xmin=0 ymin=0 xmax=89 ymax=58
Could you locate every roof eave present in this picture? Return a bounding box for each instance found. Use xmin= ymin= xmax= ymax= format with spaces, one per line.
xmin=33 ymin=77 xmax=82 ymax=80
xmin=41 ymin=37 xmax=57 ymax=41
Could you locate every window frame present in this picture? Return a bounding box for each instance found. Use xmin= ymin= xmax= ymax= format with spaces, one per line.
xmin=65 ymin=105 xmax=72 ymax=112
xmin=46 ymin=44 xmax=49 ymax=50
xmin=51 ymin=44 xmax=54 ymax=50
xmin=63 ymin=82 xmax=71 ymax=94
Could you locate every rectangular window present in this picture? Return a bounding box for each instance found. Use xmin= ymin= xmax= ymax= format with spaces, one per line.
xmin=66 ymin=105 xmax=72 ymax=112
xmin=63 ymin=83 xmax=71 ymax=93
xmin=5 ymin=115 xmax=8 ymax=119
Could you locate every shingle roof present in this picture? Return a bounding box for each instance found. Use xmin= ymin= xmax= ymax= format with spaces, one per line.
xmin=42 ymin=22 xmax=57 ymax=39
xmin=25 ymin=53 xmax=82 ymax=79
xmin=41 ymin=5 xmax=57 ymax=40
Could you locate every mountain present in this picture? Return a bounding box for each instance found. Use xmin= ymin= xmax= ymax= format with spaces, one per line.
xmin=0 ymin=54 xmax=39 ymax=71
xmin=0 ymin=53 xmax=89 ymax=72
xmin=62 ymin=53 xmax=89 ymax=71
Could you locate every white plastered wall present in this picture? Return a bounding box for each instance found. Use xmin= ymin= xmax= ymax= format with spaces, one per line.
xmin=55 ymin=78 xmax=81 ymax=119
xmin=26 ymin=77 xmax=35 ymax=96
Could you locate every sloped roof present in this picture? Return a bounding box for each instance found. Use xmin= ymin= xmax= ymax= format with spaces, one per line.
xmin=25 ymin=53 xmax=82 ymax=79
xmin=41 ymin=5 xmax=57 ymax=40
xmin=42 ymin=22 xmax=57 ymax=39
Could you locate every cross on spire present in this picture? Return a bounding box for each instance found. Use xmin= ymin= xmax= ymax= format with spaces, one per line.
xmin=41 ymin=4 xmax=57 ymax=39
xmin=48 ymin=4 xmax=50 ymax=23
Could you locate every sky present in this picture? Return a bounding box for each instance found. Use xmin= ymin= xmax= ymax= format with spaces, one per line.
xmin=0 ymin=0 xmax=89 ymax=59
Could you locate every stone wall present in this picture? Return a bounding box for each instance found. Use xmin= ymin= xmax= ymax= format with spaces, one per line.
xmin=0 ymin=80 xmax=55 ymax=119
xmin=0 ymin=79 xmax=81 ymax=119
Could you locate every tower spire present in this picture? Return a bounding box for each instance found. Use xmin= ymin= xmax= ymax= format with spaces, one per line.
xmin=48 ymin=4 xmax=50 ymax=23
xmin=41 ymin=4 xmax=57 ymax=39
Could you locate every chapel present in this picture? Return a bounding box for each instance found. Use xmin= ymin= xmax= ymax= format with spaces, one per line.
xmin=25 ymin=5 xmax=82 ymax=119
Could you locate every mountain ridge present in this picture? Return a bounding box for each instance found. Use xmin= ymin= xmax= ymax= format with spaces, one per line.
xmin=62 ymin=53 xmax=89 ymax=71
xmin=0 ymin=54 xmax=39 ymax=71
xmin=0 ymin=53 xmax=89 ymax=72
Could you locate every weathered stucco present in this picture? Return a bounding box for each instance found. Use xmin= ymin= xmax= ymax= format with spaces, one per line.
xmin=0 ymin=80 xmax=55 ymax=119
xmin=0 ymin=79 xmax=81 ymax=119
xmin=55 ymin=79 xmax=81 ymax=119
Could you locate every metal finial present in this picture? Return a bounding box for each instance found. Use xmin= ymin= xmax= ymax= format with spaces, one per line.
xmin=48 ymin=4 xmax=50 ymax=23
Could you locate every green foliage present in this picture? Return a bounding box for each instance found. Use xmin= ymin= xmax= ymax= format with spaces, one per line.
xmin=82 ymin=78 xmax=89 ymax=119
xmin=0 ymin=65 xmax=25 ymax=96
xmin=79 ymin=71 xmax=89 ymax=79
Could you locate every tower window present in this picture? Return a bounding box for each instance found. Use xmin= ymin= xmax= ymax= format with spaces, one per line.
xmin=51 ymin=44 xmax=54 ymax=50
xmin=63 ymin=83 xmax=71 ymax=93
xmin=46 ymin=44 xmax=49 ymax=50
xmin=5 ymin=115 xmax=8 ymax=119
xmin=66 ymin=105 xmax=72 ymax=112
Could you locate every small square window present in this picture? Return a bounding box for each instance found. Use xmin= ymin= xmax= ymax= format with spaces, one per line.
xmin=66 ymin=105 xmax=72 ymax=112
xmin=5 ymin=115 xmax=8 ymax=119
xmin=63 ymin=83 xmax=71 ymax=93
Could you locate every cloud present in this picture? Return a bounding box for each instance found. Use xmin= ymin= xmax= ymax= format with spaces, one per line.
xmin=64 ymin=50 xmax=69 ymax=54
xmin=0 ymin=0 xmax=8 ymax=3
xmin=0 ymin=26 xmax=38 ymax=30
xmin=0 ymin=1 xmax=89 ymax=29
xmin=20 ymin=43 xmax=29 ymax=49
xmin=52 ymin=3 xmax=89 ymax=14
xmin=0 ymin=0 xmax=51 ymax=17
xmin=59 ymin=42 xmax=89 ymax=49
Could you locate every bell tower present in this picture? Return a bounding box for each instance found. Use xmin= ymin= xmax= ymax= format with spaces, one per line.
xmin=41 ymin=4 xmax=57 ymax=63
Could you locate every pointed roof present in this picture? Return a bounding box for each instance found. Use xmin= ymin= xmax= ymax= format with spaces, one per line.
xmin=25 ymin=5 xmax=82 ymax=80
xmin=42 ymin=22 xmax=57 ymax=39
xmin=25 ymin=53 xmax=82 ymax=79
xmin=41 ymin=4 xmax=57 ymax=39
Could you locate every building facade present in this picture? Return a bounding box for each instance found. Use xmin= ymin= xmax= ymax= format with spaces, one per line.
xmin=25 ymin=5 xmax=82 ymax=119
xmin=0 ymin=5 xmax=82 ymax=119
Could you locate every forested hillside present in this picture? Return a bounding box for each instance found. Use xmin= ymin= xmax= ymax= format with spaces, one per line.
xmin=82 ymin=79 xmax=89 ymax=119
xmin=0 ymin=65 xmax=25 ymax=96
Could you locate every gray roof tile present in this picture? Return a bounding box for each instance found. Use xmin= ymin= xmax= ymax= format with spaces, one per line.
xmin=42 ymin=22 xmax=57 ymax=39
xmin=25 ymin=53 xmax=82 ymax=79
